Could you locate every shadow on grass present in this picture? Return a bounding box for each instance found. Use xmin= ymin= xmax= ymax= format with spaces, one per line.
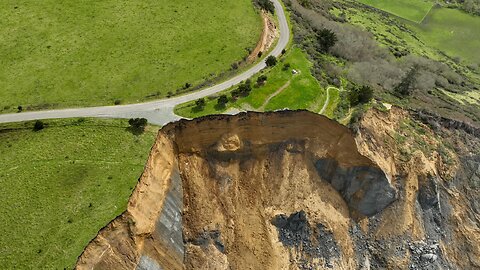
xmin=214 ymin=103 xmax=227 ymax=111
xmin=126 ymin=126 xmax=145 ymax=136
xmin=190 ymin=105 xmax=204 ymax=114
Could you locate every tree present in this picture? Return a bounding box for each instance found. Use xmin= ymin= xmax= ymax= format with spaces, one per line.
xmin=128 ymin=118 xmax=148 ymax=134
xmin=217 ymin=95 xmax=228 ymax=106
xmin=358 ymin=85 xmax=374 ymax=103
xmin=317 ymin=28 xmax=338 ymax=53
xmin=265 ymin=55 xmax=277 ymax=67
xmin=184 ymin=82 xmax=192 ymax=89
xmin=33 ymin=120 xmax=44 ymax=131
xmin=17 ymin=105 xmax=23 ymax=112
xmin=257 ymin=0 xmax=275 ymax=14
xmin=348 ymin=85 xmax=373 ymax=106
xmin=195 ymin=98 xmax=206 ymax=109
xmin=394 ymin=66 xmax=418 ymax=96
xmin=282 ymin=63 xmax=291 ymax=71
xmin=257 ymin=75 xmax=268 ymax=85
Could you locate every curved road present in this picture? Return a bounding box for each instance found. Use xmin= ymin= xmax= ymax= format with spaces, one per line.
xmin=0 ymin=0 xmax=289 ymax=126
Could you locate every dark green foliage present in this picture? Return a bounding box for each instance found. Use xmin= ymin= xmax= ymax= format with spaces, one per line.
xmin=266 ymin=55 xmax=278 ymax=67
xmin=283 ymin=63 xmax=291 ymax=71
xmin=17 ymin=105 xmax=22 ymax=112
xmin=299 ymin=0 xmax=312 ymax=8
xmin=231 ymin=80 xmax=253 ymax=98
xmin=348 ymin=85 xmax=374 ymax=106
xmin=33 ymin=120 xmax=44 ymax=131
xmin=184 ymin=83 xmax=192 ymax=89
xmin=114 ymin=99 xmax=121 ymax=105
xmin=257 ymin=75 xmax=268 ymax=84
xmin=195 ymin=98 xmax=206 ymax=109
xmin=258 ymin=51 xmax=263 ymax=58
xmin=317 ymin=28 xmax=338 ymax=53
xmin=128 ymin=118 xmax=148 ymax=134
xmin=217 ymin=95 xmax=229 ymax=106
xmin=257 ymin=0 xmax=275 ymax=14
xmin=394 ymin=66 xmax=418 ymax=96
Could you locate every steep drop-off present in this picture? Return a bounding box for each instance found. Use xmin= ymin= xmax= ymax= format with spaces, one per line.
xmin=76 ymin=110 xmax=479 ymax=269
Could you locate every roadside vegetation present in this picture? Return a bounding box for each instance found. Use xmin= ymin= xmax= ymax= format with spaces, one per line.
xmin=0 ymin=0 xmax=262 ymax=112
xmin=0 ymin=118 xmax=157 ymax=269
xmin=174 ymin=47 xmax=341 ymax=118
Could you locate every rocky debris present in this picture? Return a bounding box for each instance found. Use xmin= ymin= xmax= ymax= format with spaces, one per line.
xmin=272 ymin=211 xmax=340 ymax=269
xmin=187 ymin=229 xmax=225 ymax=254
xmin=315 ymin=158 xmax=397 ymax=216
xmin=417 ymin=175 xmax=449 ymax=241
xmin=407 ymin=240 xmax=449 ymax=270
xmin=412 ymin=109 xmax=480 ymax=137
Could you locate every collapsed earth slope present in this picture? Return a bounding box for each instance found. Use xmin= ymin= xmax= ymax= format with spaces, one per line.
xmin=76 ymin=110 xmax=479 ymax=269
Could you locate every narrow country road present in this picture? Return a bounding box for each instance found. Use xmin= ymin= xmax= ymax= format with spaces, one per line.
xmin=0 ymin=0 xmax=290 ymax=126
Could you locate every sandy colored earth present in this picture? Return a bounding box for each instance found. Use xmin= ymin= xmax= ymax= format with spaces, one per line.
xmin=76 ymin=110 xmax=480 ymax=270
xmin=248 ymin=12 xmax=279 ymax=63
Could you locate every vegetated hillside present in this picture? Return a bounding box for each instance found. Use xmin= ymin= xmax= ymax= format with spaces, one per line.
xmin=0 ymin=0 xmax=261 ymax=112
xmin=285 ymin=0 xmax=480 ymax=127
xmin=76 ymin=110 xmax=479 ymax=269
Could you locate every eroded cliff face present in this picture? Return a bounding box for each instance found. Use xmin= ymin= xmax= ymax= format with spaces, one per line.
xmin=76 ymin=110 xmax=480 ymax=270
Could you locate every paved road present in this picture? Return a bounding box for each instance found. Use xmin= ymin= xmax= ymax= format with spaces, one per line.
xmin=0 ymin=0 xmax=289 ymax=126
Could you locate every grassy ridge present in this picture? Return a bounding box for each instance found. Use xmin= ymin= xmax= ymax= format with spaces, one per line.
xmin=0 ymin=0 xmax=261 ymax=111
xmin=0 ymin=119 xmax=157 ymax=269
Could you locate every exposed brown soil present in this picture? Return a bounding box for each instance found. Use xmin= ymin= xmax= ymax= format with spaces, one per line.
xmin=76 ymin=110 xmax=480 ymax=270
xmin=247 ymin=12 xmax=278 ymax=63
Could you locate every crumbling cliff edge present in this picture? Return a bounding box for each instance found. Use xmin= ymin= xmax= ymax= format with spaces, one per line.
xmin=76 ymin=110 xmax=480 ymax=270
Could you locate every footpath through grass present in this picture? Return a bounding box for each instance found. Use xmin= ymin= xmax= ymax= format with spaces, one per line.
xmin=0 ymin=118 xmax=157 ymax=269
xmin=175 ymin=47 xmax=335 ymax=118
xmin=0 ymin=0 xmax=261 ymax=112
xmin=358 ymin=0 xmax=434 ymax=23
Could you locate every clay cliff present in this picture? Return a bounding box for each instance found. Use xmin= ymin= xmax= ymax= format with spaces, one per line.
xmin=76 ymin=110 xmax=480 ymax=270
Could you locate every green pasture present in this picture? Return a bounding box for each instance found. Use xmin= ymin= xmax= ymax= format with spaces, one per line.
xmin=0 ymin=118 xmax=157 ymax=269
xmin=0 ymin=0 xmax=262 ymax=112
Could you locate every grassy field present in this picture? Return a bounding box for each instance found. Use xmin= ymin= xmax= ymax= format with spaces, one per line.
xmin=0 ymin=0 xmax=261 ymax=112
xmin=0 ymin=118 xmax=157 ymax=269
xmin=411 ymin=7 xmax=480 ymax=65
xmin=175 ymin=47 xmax=335 ymax=118
xmin=358 ymin=0 xmax=434 ymax=23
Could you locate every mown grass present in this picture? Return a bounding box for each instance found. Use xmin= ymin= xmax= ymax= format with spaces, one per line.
xmin=410 ymin=7 xmax=480 ymax=65
xmin=175 ymin=47 xmax=331 ymax=118
xmin=358 ymin=0 xmax=434 ymax=23
xmin=0 ymin=118 xmax=157 ymax=269
xmin=0 ymin=0 xmax=261 ymax=112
